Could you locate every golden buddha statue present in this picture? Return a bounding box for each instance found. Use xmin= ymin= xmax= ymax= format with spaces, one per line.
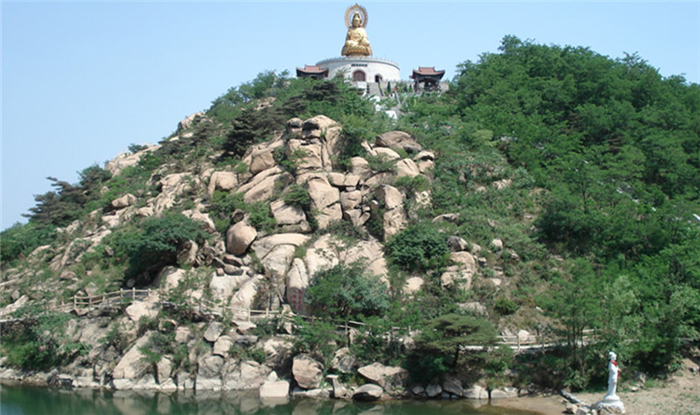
xmin=341 ymin=5 xmax=372 ymax=57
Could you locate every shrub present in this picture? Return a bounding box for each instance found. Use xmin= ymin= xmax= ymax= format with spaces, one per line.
xmin=385 ymin=223 xmax=450 ymax=273
xmin=247 ymin=202 xmax=277 ymax=233
xmin=293 ymin=318 xmax=343 ymax=367
xmin=109 ymin=213 xmax=206 ymax=283
xmin=207 ymin=191 xmax=244 ymax=233
xmin=408 ymin=313 xmax=497 ymax=379
xmin=494 ymin=297 xmax=519 ymax=316
xmin=0 ymin=222 xmax=57 ymax=265
xmin=393 ymin=175 xmax=430 ymax=199
xmin=306 ymin=262 xmax=389 ymax=321
xmin=1 ymin=309 xmax=90 ymax=370
xmin=283 ymin=184 xmax=311 ymax=210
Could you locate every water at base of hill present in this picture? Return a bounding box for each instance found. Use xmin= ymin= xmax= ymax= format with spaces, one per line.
xmin=0 ymin=383 xmax=544 ymax=415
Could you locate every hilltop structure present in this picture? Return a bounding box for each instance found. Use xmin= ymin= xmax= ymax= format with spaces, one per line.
xmin=297 ymin=4 xmax=445 ymax=95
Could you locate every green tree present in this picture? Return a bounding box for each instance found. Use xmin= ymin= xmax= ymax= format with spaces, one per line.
xmin=385 ymin=223 xmax=450 ymax=273
xmin=541 ymin=259 xmax=602 ymax=389
xmin=306 ymin=262 xmax=389 ymax=322
xmin=108 ymin=213 xmax=206 ymax=283
xmin=410 ymin=313 xmax=496 ymax=379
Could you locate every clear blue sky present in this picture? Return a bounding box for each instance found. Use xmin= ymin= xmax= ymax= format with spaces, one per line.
xmin=2 ymin=1 xmax=699 ymax=230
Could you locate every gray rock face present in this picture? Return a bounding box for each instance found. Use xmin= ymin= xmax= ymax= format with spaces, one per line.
xmin=426 ymin=383 xmax=442 ymax=398
xmin=306 ymin=175 xmax=340 ymax=210
xmin=226 ymin=221 xmax=257 ymax=256
xmin=490 ymin=387 xmax=519 ymax=399
xmin=213 ymin=335 xmax=233 ymax=357
xmin=285 ymin=258 xmax=309 ymax=314
xmin=327 ymin=375 xmax=348 ymax=399
xmin=357 ymin=362 xmax=409 ymax=393
xmin=155 ymin=266 xmax=186 ymax=291
xmin=411 ymin=385 xmax=426 ymax=397
xmin=156 ymin=356 xmax=173 ymax=385
xmin=395 ymin=159 xmax=421 ymax=178
xmin=111 ymin=194 xmax=137 ymax=210
xmin=112 ymin=333 xmax=153 ymax=388
xmin=208 ymin=171 xmax=238 ymax=195
xmin=375 ymin=131 xmax=422 ymax=154
xmin=203 ymin=322 xmax=225 ymax=343
xmin=259 ymin=380 xmax=290 ymax=399
xmin=223 ymin=360 xmax=270 ymax=391
xmin=352 ymin=383 xmax=384 ymax=401
xmin=443 ymin=378 xmax=464 ymax=397
xmin=350 ymin=157 xmax=372 ymax=180
xmin=249 ymin=147 xmax=277 ymax=175
xmin=450 ymin=251 xmax=477 ymax=273
xmin=243 ymin=172 xmax=293 ymax=204
xmin=464 ymin=385 xmax=489 ymax=400
xmin=124 ymin=301 xmax=160 ymax=324
xmin=340 ymin=190 xmax=363 ymax=211
xmin=440 ymin=270 xmax=472 ymax=291
xmin=331 ymin=347 xmax=358 ymax=374
xmin=198 ymin=354 xmax=224 ymax=379
xmin=174 ymin=326 xmax=192 ymax=343
xmin=447 ymin=236 xmax=470 ymax=252
xmin=292 ymin=354 xmax=324 ymax=390
xmin=375 ymin=185 xmax=404 ymax=210
xmin=196 ymin=354 xmax=224 ymax=391
xmin=271 ymin=200 xmax=309 ymax=231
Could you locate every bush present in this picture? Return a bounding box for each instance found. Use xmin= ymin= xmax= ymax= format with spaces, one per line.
xmin=0 ymin=222 xmax=57 ymax=265
xmin=283 ymin=184 xmax=311 ymax=210
xmin=108 ymin=213 xmax=206 ymax=282
xmin=306 ymin=263 xmax=389 ymax=321
xmin=293 ymin=318 xmax=343 ymax=367
xmin=385 ymin=223 xmax=450 ymax=273
xmin=408 ymin=313 xmax=497 ymax=379
xmin=207 ymin=191 xmax=244 ymax=233
xmin=1 ymin=309 xmax=90 ymax=370
xmin=247 ymin=202 xmax=277 ymax=233
xmin=494 ymin=297 xmax=518 ymax=316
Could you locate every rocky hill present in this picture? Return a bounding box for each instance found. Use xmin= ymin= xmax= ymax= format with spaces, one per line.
xmin=2 ymin=38 xmax=699 ymax=400
xmin=0 ymin=106 xmax=507 ymax=396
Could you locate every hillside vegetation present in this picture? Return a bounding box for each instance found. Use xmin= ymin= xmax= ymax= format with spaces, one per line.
xmin=1 ymin=36 xmax=699 ymax=394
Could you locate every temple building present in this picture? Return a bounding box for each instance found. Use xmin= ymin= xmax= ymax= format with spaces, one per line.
xmin=297 ymin=4 xmax=401 ymax=90
xmin=297 ymin=4 xmax=449 ymax=99
xmin=410 ymin=67 xmax=446 ymax=92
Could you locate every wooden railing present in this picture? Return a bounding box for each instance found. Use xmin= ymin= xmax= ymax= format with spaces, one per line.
xmin=73 ymin=288 xmax=153 ymax=313
xmin=6 ymin=288 xmax=595 ymax=353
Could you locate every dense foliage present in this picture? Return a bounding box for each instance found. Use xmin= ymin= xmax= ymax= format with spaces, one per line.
xmin=306 ymin=263 xmax=390 ymax=321
xmin=107 ymin=213 xmax=206 ymax=283
xmin=408 ymin=313 xmax=497 ymax=379
xmin=2 ymin=307 xmax=89 ymax=370
xmin=447 ymin=36 xmax=700 ymax=387
xmin=385 ymin=223 xmax=450 ymax=273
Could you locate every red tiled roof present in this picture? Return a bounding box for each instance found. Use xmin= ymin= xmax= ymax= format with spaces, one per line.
xmin=297 ymin=65 xmax=327 ymax=74
xmin=412 ymin=67 xmax=445 ymax=76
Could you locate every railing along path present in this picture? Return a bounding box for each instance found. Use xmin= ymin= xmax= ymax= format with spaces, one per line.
xmin=1 ymin=288 xmax=596 ymax=353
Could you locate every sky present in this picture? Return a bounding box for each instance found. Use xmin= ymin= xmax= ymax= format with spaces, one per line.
xmin=2 ymin=0 xmax=699 ymax=230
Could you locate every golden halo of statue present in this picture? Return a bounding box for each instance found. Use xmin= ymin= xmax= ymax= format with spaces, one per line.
xmin=344 ymin=4 xmax=368 ymax=28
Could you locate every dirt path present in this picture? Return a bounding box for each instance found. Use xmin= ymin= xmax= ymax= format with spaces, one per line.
xmin=492 ymin=358 xmax=700 ymax=415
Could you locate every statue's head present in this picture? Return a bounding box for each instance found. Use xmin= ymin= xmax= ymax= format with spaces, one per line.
xmin=352 ymin=12 xmax=361 ymax=27
xmin=609 ymin=351 xmax=617 ymax=361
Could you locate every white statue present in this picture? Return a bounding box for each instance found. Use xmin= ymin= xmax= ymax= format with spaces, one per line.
xmin=594 ymin=351 xmax=625 ymax=413
xmin=604 ymin=351 xmax=620 ymax=400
